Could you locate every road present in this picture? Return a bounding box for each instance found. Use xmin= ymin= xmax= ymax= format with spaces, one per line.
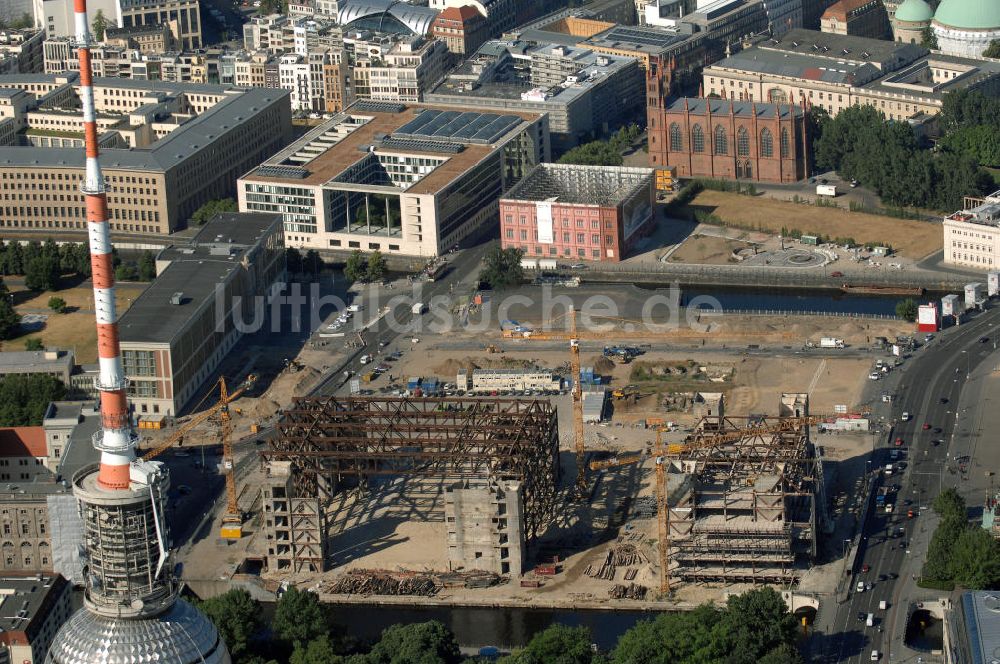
xmin=814 ymin=307 xmax=1000 ymax=663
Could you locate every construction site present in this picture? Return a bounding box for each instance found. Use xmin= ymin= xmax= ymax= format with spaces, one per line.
xmin=166 ymin=295 xmax=893 ymax=608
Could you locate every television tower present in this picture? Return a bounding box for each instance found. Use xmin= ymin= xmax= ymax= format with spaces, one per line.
xmin=45 ymin=0 xmax=229 ymax=660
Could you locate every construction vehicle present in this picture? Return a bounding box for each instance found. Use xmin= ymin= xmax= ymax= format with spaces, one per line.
xmin=612 ymin=385 xmax=640 ymax=400
xmin=485 ymin=344 xmax=500 ymax=354
xmin=588 ymin=415 xmax=825 ymax=594
xmin=142 ymin=374 xmax=257 ymax=539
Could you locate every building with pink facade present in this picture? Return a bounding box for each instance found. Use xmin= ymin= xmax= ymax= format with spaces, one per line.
xmin=499 ymin=163 xmax=654 ymax=263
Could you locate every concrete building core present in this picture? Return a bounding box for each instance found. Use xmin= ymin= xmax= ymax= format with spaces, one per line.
xmin=445 ymin=479 xmax=525 ymax=577
xmin=262 ymin=461 xmax=327 ymax=574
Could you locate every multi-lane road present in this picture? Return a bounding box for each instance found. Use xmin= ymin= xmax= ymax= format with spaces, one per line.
xmin=817 ymin=306 xmax=1000 ymax=663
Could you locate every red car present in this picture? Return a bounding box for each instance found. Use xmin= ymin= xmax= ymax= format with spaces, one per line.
xmin=922 ymin=423 xmax=931 ymax=430
xmin=862 ymin=563 xmax=870 ymax=572
xmin=831 ymin=271 xmax=844 ymax=278
xmin=895 ymin=437 xmax=904 ymax=446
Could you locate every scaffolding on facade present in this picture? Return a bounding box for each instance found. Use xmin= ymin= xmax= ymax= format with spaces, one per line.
xmin=263 ymin=396 xmax=561 ymax=543
xmin=666 ymin=413 xmax=818 ymax=585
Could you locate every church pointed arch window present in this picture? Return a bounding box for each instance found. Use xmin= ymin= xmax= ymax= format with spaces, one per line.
xmin=669 ymin=122 xmax=683 ymax=151
xmin=692 ymin=124 xmax=704 ymax=153
xmin=714 ymin=125 xmax=728 ymax=155
xmin=760 ymin=128 xmax=774 ymax=158
xmin=737 ymin=127 xmax=750 ymax=156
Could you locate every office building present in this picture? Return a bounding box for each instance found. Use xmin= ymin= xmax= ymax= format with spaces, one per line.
xmin=118 ymin=0 xmax=201 ymax=49
xmin=702 ymin=29 xmax=1000 ymax=119
xmin=427 ymin=0 xmax=516 ymax=37
xmin=425 ymin=41 xmax=643 ymax=152
xmin=351 ymin=35 xmax=450 ymax=103
xmin=239 ymin=101 xmax=549 ymax=257
xmin=103 ymin=22 xmax=177 ymax=52
xmin=499 ymin=162 xmax=655 ymax=261
xmin=0 ymin=73 xmax=292 ymax=236
xmin=0 ymin=29 xmax=44 ymax=74
xmin=943 ymin=189 xmax=1000 ymax=270
xmin=579 ymin=23 xmax=708 ymax=70
xmin=649 ymin=96 xmax=810 ymax=182
xmin=0 ymin=350 xmax=74 ymax=383
xmin=820 ymin=0 xmax=890 ymax=38
xmin=0 ymin=574 xmax=72 ymax=664
xmin=118 ymin=213 xmax=285 ymax=417
xmin=931 ymin=0 xmax=1000 ymax=59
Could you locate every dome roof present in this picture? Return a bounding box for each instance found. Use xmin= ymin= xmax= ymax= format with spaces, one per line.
xmin=894 ymin=0 xmax=933 ymax=23
xmin=933 ymin=0 xmax=1000 ymax=30
xmin=45 ymin=599 xmax=230 ymax=664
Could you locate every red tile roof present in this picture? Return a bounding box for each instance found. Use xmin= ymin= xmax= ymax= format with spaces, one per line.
xmin=436 ymin=5 xmax=483 ymax=23
xmin=0 ymin=427 xmax=47 ymax=458
xmin=822 ymin=0 xmax=875 ymax=21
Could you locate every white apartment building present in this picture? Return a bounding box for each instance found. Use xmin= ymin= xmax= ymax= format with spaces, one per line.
xmin=278 ymin=51 xmax=327 ymax=111
xmin=352 ymin=35 xmax=448 ymax=103
xmin=943 ymin=190 xmax=1000 ymax=270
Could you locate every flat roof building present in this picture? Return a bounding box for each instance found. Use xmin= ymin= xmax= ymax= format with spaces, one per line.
xmin=118 ymin=212 xmax=286 ymax=417
xmin=0 ymin=73 xmax=292 ymax=237
xmin=424 ymin=40 xmax=643 ymax=152
xmin=0 ymin=574 xmax=72 ymax=664
xmin=499 ymin=162 xmax=654 ymax=262
xmin=943 ymin=190 xmax=1000 ymax=271
xmin=702 ymin=28 xmax=1000 ymax=119
xmin=952 ymin=591 xmax=1000 ymax=664
xmin=0 ymin=350 xmax=73 ymax=383
xmin=239 ymin=101 xmax=549 ymax=257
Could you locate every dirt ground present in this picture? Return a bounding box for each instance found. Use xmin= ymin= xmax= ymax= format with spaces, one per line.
xmin=691 ymin=190 xmax=942 ymax=259
xmin=667 ymin=234 xmax=748 ymax=265
xmin=1 ymin=284 xmax=147 ymax=362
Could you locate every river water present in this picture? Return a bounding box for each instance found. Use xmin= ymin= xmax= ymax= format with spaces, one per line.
xmin=670 ymin=285 xmax=931 ymax=316
xmin=321 ymin=603 xmax=653 ymax=651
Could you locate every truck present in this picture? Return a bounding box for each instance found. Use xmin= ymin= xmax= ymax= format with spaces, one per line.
xmin=820 ymin=337 xmax=845 ymax=349
xmin=412 ymin=302 xmax=427 ymax=315
xmin=817 ymin=184 xmax=837 ymax=197
xmin=875 ymin=487 xmax=890 ymax=506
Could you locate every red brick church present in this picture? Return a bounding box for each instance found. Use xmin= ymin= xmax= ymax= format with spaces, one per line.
xmin=646 ymin=59 xmax=811 ymax=183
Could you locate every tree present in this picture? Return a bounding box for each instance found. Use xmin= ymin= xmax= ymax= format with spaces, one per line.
xmin=304 ymin=249 xmax=323 ymax=276
xmin=191 ymin=198 xmax=237 ymax=226
xmin=932 ymin=487 xmax=967 ymax=521
xmin=24 ymin=338 xmax=43 ymax=351
xmin=985 ymin=40 xmax=1000 ymax=59
xmin=502 ymin=624 xmax=602 ymax=664
xmin=138 ymin=251 xmax=157 ymax=281
xmin=0 ymin=374 xmax=66 ymax=426
xmin=24 ymin=256 xmax=61 ymax=292
xmin=91 ymin=9 xmax=109 ymax=40
xmin=286 ymin=248 xmax=303 ymax=275
xmin=344 ymin=250 xmax=367 ymax=283
xmin=47 ymin=297 xmax=67 ymax=314
xmin=949 ymin=527 xmax=1000 ymax=589
xmin=611 ymin=605 xmax=725 ymax=664
xmin=922 ymin=514 xmax=967 ymax=582
xmin=197 ymin=589 xmax=261 ymax=661
xmin=478 ymin=244 xmax=524 ymax=291
xmin=367 ymin=251 xmax=386 ymax=282
xmin=115 ymin=262 xmax=139 ymax=282
xmin=290 ymin=635 xmax=343 ymax=664
xmin=366 ymin=621 xmax=462 ymax=664
xmin=718 ymin=587 xmax=798 ymax=664
xmin=756 ymin=644 xmax=805 ymax=664
xmin=558 ymin=140 xmax=624 ymax=166
xmin=0 ymin=278 xmax=19 ymax=340
xmin=273 ymin=587 xmax=328 ymax=650
xmin=896 ymin=298 xmax=918 ymax=322
xmin=920 ymin=26 xmax=938 ymax=50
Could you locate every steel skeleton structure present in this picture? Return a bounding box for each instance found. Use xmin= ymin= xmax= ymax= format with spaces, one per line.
xmin=665 ymin=415 xmax=818 ymax=584
xmin=265 ymin=396 xmax=560 ymax=542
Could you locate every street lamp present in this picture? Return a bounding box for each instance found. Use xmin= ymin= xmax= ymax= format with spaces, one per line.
xmin=962 ymin=349 xmax=970 ymax=378
xmin=843 ymin=538 xmax=851 ymax=558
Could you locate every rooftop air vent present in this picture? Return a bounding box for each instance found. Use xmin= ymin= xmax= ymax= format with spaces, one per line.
xmin=170 ymin=292 xmax=184 ymax=305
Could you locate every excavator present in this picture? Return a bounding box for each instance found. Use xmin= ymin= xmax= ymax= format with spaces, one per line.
xmin=142 ymin=373 xmax=257 ymax=539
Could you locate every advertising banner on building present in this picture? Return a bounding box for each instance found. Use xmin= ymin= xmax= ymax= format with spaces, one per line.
xmin=917 ymin=303 xmax=938 ymax=332
xmin=536 ymin=202 xmax=553 ymax=244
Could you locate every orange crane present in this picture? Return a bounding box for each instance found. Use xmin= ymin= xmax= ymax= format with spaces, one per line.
xmin=589 ymin=415 xmax=825 ymax=594
xmin=142 ymin=374 xmax=257 ymax=539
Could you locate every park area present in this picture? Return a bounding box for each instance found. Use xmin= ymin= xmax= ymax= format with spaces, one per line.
xmin=1 ymin=282 xmax=147 ymax=362
xmin=687 ymin=190 xmax=943 ymax=259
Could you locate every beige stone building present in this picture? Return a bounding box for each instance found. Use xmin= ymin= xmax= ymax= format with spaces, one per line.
xmin=703 ymin=29 xmax=1000 ymax=121
xmin=820 ymin=0 xmax=890 ymax=38
xmin=0 ymin=73 xmax=291 ymax=236
xmin=943 ymin=190 xmax=1000 ymax=270
xmin=119 ymin=0 xmax=201 ymax=50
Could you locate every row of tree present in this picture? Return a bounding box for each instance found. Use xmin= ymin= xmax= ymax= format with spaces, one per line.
xmin=938 ymin=89 xmax=1000 ymax=169
xmin=192 ymin=198 xmax=238 ymax=226
xmin=813 ymin=105 xmax=994 ymax=211
xmin=196 ymin=586 xmax=803 ymax=664
xmin=0 ymin=240 xmax=157 ymax=287
xmin=921 ymin=488 xmax=1000 ymax=590
xmin=344 ymin=250 xmax=387 ymax=284
xmin=557 ymin=124 xmax=643 ymax=167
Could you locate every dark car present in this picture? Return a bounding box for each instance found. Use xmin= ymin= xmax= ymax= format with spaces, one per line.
xmin=933 ymin=427 xmax=942 ymax=434
xmin=878 ymin=574 xmax=887 ymax=582
xmin=888 ymin=572 xmax=898 ymax=580
xmin=940 ymin=397 xmax=949 ymax=404
xmin=980 ymin=337 xmax=991 ymax=343
xmin=932 ymin=438 xmax=944 ymax=446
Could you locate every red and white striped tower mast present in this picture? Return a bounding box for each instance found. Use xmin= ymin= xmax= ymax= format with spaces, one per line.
xmin=75 ymin=0 xmax=136 ymax=491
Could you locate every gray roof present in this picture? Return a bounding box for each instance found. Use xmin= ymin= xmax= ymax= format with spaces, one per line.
xmin=338 ymin=0 xmax=439 ymax=35
xmin=0 ymin=574 xmax=68 ymax=636
xmin=0 ymin=76 xmax=288 ymax=172
xmin=118 ymin=213 xmax=282 ymax=345
xmin=711 ymin=48 xmax=881 ymax=85
xmin=959 ymin=591 xmax=1000 ymax=664
xmin=760 ymin=28 xmax=927 ymax=67
xmin=582 ymin=24 xmax=698 ymax=55
xmin=55 ymin=403 xmax=101 ymax=482
xmin=668 ymin=97 xmax=805 ymax=118
xmin=0 ymin=350 xmax=74 ymax=373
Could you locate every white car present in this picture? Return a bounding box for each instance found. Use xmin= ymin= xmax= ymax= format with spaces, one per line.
xmin=869 ymin=372 xmax=881 ymax=381
xmin=857 ymin=581 xmax=866 ymax=593
xmin=901 ymin=412 xmax=910 ymax=421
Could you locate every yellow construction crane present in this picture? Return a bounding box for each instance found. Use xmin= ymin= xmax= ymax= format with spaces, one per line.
xmin=141 ymin=374 xmax=257 ymax=539
xmin=589 ymin=415 xmax=826 ymax=594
